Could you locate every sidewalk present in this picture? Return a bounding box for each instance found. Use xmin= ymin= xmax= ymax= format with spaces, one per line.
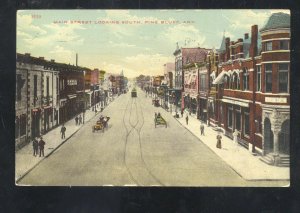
xmin=15 ymin=98 xmax=115 ymax=183
xmin=171 ymin=108 xmax=289 ymax=181
xmin=143 ymin=91 xmax=289 ymax=181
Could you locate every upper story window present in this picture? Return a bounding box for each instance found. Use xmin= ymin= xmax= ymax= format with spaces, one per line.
xmin=280 ymin=40 xmax=289 ymax=50
xmin=278 ymin=63 xmax=289 ymax=93
xmin=256 ymin=65 xmax=261 ymax=92
xmin=265 ymin=41 xmax=272 ymax=51
xmin=265 ymin=64 xmax=272 ymax=93
xmin=33 ymin=75 xmax=37 ymax=106
xmin=243 ymin=68 xmax=249 ymax=91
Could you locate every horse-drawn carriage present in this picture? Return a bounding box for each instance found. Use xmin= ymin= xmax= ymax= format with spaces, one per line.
xmin=92 ymin=116 xmax=110 ymax=132
xmin=154 ymin=113 xmax=167 ymax=128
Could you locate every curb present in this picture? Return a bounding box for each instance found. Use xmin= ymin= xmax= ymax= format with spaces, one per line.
xmin=171 ymin=116 xmax=289 ymax=182
xmin=16 ymin=106 xmax=106 ymax=184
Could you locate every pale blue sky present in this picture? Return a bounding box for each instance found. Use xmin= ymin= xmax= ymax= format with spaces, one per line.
xmin=17 ymin=9 xmax=289 ymax=78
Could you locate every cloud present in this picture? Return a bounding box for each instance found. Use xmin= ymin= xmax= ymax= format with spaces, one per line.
xmin=108 ymin=41 xmax=136 ymax=48
xmin=123 ymin=53 xmax=173 ymax=77
xmin=49 ymin=45 xmax=74 ymax=62
xmin=160 ymin=23 xmax=206 ymax=48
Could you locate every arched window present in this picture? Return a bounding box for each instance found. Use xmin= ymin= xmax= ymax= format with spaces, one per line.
xmin=243 ymin=68 xmax=249 ymax=91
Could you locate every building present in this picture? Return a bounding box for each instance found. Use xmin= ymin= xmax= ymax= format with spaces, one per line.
xmin=16 ymin=53 xmax=59 ymax=149
xmin=213 ymin=12 xmax=290 ymax=166
xmin=258 ymin=12 xmax=290 ymax=166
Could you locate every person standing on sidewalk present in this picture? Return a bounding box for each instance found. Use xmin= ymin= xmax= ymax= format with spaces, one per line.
xmin=79 ymin=115 xmax=82 ymax=125
xmin=32 ymin=137 xmax=39 ymax=157
xmin=75 ymin=116 xmax=79 ymax=125
xmin=200 ymin=122 xmax=205 ymax=136
xmin=38 ymin=137 xmax=46 ymax=157
xmin=60 ymin=124 xmax=66 ymax=139
xmin=185 ymin=113 xmax=189 ymax=125
xmin=216 ymin=132 xmax=222 ymax=149
xmin=181 ymin=108 xmax=184 ymax=118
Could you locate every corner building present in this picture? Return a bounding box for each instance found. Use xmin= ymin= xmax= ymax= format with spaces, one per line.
xmin=214 ymin=13 xmax=290 ymax=166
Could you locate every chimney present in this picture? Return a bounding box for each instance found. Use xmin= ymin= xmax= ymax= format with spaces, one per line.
xmin=225 ymin=37 xmax=230 ymax=61
xmin=76 ymin=53 xmax=78 ymax=66
xmin=244 ymin=33 xmax=249 ymax=40
xmin=250 ymin=25 xmax=258 ymax=57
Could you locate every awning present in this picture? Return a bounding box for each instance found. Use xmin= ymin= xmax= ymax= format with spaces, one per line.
xmin=85 ymin=91 xmax=93 ymax=95
xmin=210 ymin=71 xmax=216 ymax=80
xmin=67 ymin=94 xmax=77 ymax=99
xmin=213 ymin=71 xmax=227 ymax=84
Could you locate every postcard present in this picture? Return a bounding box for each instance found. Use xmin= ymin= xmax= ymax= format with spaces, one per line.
xmin=16 ymin=9 xmax=290 ymax=186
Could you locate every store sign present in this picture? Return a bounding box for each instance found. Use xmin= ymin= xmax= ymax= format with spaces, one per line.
xmin=222 ymin=98 xmax=249 ymax=107
xmin=265 ymin=97 xmax=287 ymax=103
xmin=67 ymin=79 xmax=77 ymax=85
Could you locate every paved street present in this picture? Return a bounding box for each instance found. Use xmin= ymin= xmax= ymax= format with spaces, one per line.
xmin=19 ymin=88 xmax=288 ymax=186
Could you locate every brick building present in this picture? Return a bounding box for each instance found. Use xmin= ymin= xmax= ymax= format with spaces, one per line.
xmin=212 ymin=12 xmax=290 ymax=166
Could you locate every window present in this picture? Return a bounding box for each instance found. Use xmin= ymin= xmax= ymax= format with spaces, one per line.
xmin=46 ymin=76 xmax=49 ymax=105
xmin=16 ymin=74 xmax=23 ymax=101
xmin=200 ymin=74 xmax=206 ymax=91
xmin=20 ymin=114 xmax=26 ymax=136
xmin=265 ymin=64 xmax=272 ymax=93
xmin=228 ymin=107 xmax=233 ymax=128
xmin=236 ymin=111 xmax=241 ymax=131
xmin=256 ymin=65 xmax=261 ymax=91
xmin=33 ymin=75 xmax=37 ymax=106
xmin=243 ymin=68 xmax=249 ymax=91
xmin=280 ymin=40 xmax=289 ymax=50
xmin=278 ymin=63 xmax=289 ymax=93
xmin=244 ymin=110 xmax=250 ymax=136
xmin=236 ymin=73 xmax=240 ymax=90
xmin=265 ymin=41 xmax=272 ymax=51
xmin=15 ymin=117 xmax=19 ymax=138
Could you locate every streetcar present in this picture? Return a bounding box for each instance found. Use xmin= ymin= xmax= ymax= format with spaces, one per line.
xmin=131 ymin=88 xmax=137 ymax=97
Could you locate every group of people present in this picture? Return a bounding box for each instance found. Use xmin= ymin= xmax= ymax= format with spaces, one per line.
xmin=75 ymin=115 xmax=83 ymax=125
xmin=32 ymin=137 xmax=46 ymax=157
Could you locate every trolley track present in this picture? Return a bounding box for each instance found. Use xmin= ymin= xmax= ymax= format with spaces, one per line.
xmin=122 ymin=93 xmax=164 ymax=186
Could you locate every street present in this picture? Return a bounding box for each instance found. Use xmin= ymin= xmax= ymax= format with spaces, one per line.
xmin=19 ymin=88 xmax=288 ymax=186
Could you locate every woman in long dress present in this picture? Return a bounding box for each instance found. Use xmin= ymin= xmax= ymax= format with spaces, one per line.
xmin=216 ymin=132 xmax=222 ymax=149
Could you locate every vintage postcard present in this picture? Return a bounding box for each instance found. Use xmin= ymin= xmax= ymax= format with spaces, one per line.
xmin=16 ymin=9 xmax=290 ymax=186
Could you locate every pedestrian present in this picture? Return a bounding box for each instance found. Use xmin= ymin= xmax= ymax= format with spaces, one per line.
xmin=216 ymin=132 xmax=222 ymax=149
xmin=79 ymin=115 xmax=82 ymax=125
xmin=32 ymin=137 xmax=39 ymax=157
xmin=200 ymin=122 xmax=205 ymax=136
xmin=60 ymin=124 xmax=66 ymax=139
xmin=233 ymin=129 xmax=239 ymax=146
xmin=75 ymin=116 xmax=79 ymax=125
xmin=38 ymin=137 xmax=46 ymax=157
xmin=181 ymin=108 xmax=184 ymax=118
xmin=185 ymin=114 xmax=189 ymax=125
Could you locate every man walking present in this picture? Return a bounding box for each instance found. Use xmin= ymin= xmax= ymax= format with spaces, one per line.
xmin=38 ymin=137 xmax=46 ymax=157
xmin=200 ymin=122 xmax=205 ymax=136
xmin=181 ymin=109 xmax=184 ymax=118
xmin=185 ymin=114 xmax=189 ymax=125
xmin=79 ymin=115 xmax=82 ymax=125
xmin=75 ymin=116 xmax=79 ymax=125
xmin=32 ymin=137 xmax=39 ymax=157
xmin=60 ymin=124 xmax=66 ymax=139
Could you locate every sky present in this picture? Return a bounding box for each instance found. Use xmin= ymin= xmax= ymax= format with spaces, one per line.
xmin=17 ymin=9 xmax=290 ymax=78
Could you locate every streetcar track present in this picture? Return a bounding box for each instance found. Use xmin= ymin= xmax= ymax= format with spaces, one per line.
xmin=122 ymin=97 xmax=140 ymax=185
xmin=135 ymin=96 xmax=165 ymax=186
